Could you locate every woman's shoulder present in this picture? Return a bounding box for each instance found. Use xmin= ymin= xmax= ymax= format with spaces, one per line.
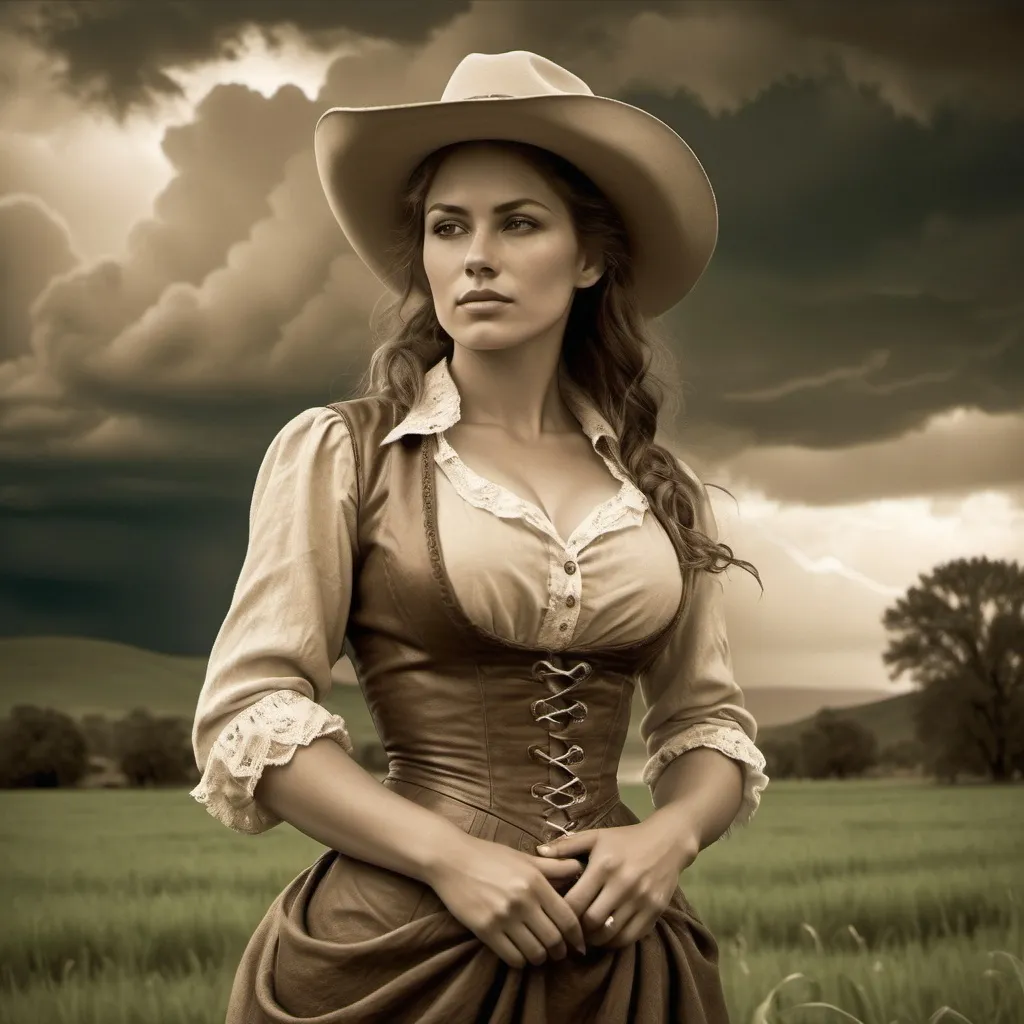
xmin=269 ymin=405 xmax=353 ymax=449
xmin=253 ymin=408 xmax=355 ymax=487
xmin=267 ymin=395 xmax=395 ymax=451
xmin=323 ymin=393 xmax=397 ymax=443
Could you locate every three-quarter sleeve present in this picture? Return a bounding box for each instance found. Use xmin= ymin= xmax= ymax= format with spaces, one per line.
xmin=189 ymin=406 xmax=358 ymax=835
xmin=637 ymin=460 xmax=769 ymax=840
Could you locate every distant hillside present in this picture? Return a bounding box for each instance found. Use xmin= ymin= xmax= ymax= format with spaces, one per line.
xmin=754 ymin=690 xmax=920 ymax=751
xmin=0 ymin=636 xmax=915 ymax=761
xmin=0 ymin=636 xmax=378 ymax=744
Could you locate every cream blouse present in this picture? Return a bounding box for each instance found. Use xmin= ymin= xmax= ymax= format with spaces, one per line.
xmin=189 ymin=358 xmax=769 ymax=837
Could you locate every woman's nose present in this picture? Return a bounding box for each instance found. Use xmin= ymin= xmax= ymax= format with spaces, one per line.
xmin=463 ymin=231 xmax=499 ymax=274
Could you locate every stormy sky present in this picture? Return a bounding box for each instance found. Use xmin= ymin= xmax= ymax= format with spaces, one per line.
xmin=1 ymin=0 xmax=1021 ymax=696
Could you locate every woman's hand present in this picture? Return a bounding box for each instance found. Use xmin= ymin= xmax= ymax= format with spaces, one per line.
xmin=426 ymin=833 xmax=589 ymax=968
xmin=535 ymin=816 xmax=700 ymax=949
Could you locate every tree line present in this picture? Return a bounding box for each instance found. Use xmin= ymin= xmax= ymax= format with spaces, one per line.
xmin=2 ymin=555 xmax=1020 ymax=789
xmin=0 ymin=704 xmax=392 ymax=789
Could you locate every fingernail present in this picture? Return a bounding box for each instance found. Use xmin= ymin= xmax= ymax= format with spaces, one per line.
xmin=537 ymin=845 xmax=551 ymax=854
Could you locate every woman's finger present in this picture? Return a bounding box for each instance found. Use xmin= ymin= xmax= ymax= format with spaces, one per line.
xmin=588 ymin=903 xmax=639 ymax=947
xmin=578 ymin=880 xmax=628 ymax=938
xmin=562 ymin=865 xmax=610 ymax=923
xmin=604 ymin=908 xmax=655 ymax=949
xmin=506 ymin=919 xmax=554 ymax=967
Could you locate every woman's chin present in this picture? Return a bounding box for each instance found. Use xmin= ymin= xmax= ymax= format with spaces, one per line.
xmin=450 ymin=331 xmax=527 ymax=353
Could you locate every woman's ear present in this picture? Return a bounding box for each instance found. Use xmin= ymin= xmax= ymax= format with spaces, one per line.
xmin=576 ymin=246 xmax=606 ymax=290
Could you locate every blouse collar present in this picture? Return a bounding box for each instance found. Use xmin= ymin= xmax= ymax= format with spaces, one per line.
xmin=379 ymin=356 xmax=620 ymax=451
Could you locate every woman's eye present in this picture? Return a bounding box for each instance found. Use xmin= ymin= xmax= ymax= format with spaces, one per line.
xmin=431 ymin=217 xmax=535 ymax=236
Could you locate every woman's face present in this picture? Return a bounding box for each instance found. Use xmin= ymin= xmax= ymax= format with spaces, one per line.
xmin=422 ymin=143 xmax=603 ymax=355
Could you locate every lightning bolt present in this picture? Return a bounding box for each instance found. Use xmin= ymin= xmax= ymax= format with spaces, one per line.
xmin=747 ymin=522 xmax=904 ymax=598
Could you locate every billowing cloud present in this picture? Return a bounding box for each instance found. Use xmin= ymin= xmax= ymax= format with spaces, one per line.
xmin=560 ymin=1 xmax=1024 ymax=121
xmin=58 ymin=148 xmax=379 ymax=415
xmin=0 ymin=0 xmax=474 ymax=117
xmin=1 ymin=16 xmax=1021 ymax=501
xmin=0 ymin=1 xmax=1019 ymax=661
xmin=714 ymin=408 xmax=1024 ymax=505
xmin=5 ymin=1 xmax=1022 ymax=123
xmin=0 ymin=80 xmax=322 ymax=448
xmin=0 ymin=195 xmax=78 ymax=361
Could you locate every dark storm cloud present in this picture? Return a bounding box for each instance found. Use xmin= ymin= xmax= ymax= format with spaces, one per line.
xmin=626 ymin=76 xmax=1024 ymax=454
xmin=0 ymin=0 xmax=1021 ymax=657
xmin=0 ymin=0 xmax=473 ymax=117
xmin=632 ymin=80 xmax=1024 ymax=277
xmin=8 ymin=0 xmax=1024 ymax=120
xmin=1 ymin=13 xmax=1021 ymax=493
xmin=766 ymin=0 xmax=1024 ymax=85
xmin=0 ymin=500 xmax=253 ymax=652
xmin=673 ymin=246 xmax=1024 ymax=451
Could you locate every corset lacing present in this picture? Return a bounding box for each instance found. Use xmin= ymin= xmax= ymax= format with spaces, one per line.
xmin=527 ymin=658 xmax=592 ymax=841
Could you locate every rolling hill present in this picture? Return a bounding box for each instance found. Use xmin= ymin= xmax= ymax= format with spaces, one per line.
xmin=0 ymin=636 xmax=917 ymax=763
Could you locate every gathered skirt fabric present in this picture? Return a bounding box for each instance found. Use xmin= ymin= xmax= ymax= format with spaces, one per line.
xmin=225 ymin=780 xmax=731 ymax=1023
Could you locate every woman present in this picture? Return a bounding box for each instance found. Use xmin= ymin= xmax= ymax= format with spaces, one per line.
xmin=190 ymin=50 xmax=769 ymax=1023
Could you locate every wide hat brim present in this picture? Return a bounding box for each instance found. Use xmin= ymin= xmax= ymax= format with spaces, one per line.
xmin=314 ymin=93 xmax=718 ymax=318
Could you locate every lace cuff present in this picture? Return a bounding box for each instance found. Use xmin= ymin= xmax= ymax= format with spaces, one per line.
xmin=641 ymin=722 xmax=769 ymax=841
xmin=189 ymin=689 xmax=354 ymax=834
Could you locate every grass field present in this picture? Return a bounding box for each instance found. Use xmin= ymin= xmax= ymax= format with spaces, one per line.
xmin=1 ymin=778 xmax=1022 ymax=1024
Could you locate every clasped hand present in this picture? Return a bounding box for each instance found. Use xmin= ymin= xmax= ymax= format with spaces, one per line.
xmin=536 ymin=816 xmax=700 ymax=949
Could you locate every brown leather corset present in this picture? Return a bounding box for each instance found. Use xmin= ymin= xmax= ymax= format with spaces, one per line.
xmin=327 ymin=398 xmax=689 ymax=845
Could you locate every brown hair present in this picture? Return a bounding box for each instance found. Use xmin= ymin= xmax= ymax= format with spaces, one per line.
xmin=353 ymin=140 xmax=761 ymax=591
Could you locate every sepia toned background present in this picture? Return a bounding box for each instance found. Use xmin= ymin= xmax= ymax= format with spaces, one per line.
xmin=2 ymin=4 xmax=1022 ymax=1023
xmin=1 ymin=0 xmax=1021 ymax=715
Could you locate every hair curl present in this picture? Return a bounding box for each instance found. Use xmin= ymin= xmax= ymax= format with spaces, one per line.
xmin=352 ymin=139 xmax=761 ymax=592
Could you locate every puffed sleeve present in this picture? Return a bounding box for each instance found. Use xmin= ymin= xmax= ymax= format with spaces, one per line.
xmin=188 ymin=406 xmax=358 ymax=835
xmin=637 ymin=459 xmax=769 ymax=840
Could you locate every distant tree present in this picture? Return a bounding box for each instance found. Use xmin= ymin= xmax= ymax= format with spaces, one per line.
xmin=883 ymin=556 xmax=1024 ymax=783
xmin=911 ymin=670 xmax=995 ymax=783
xmin=114 ymin=709 xmax=196 ymax=787
xmin=0 ymin=705 xmax=90 ymax=788
xmin=79 ymin=713 xmax=116 ymax=758
xmin=760 ymin=738 xmax=802 ymax=779
xmin=798 ymin=708 xmax=878 ymax=779
xmin=879 ymin=737 xmax=925 ymax=771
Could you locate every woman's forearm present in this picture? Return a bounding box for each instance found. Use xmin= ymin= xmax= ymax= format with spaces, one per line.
xmin=646 ymin=746 xmax=745 ymax=853
xmin=252 ymin=736 xmax=470 ymax=883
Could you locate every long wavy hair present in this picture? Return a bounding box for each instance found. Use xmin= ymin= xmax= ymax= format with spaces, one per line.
xmin=354 ymin=139 xmax=761 ymax=590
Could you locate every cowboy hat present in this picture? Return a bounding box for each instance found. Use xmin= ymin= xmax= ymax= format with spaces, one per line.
xmin=313 ymin=50 xmax=718 ymax=318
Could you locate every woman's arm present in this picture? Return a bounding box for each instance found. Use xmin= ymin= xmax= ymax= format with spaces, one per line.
xmin=254 ymin=736 xmax=471 ymax=884
xmin=190 ymin=406 xmax=470 ymax=870
xmin=646 ymin=746 xmax=745 ymax=853
xmin=636 ymin=460 xmax=769 ymax=848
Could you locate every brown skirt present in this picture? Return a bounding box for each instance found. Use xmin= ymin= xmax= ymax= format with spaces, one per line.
xmin=225 ymin=780 xmax=731 ymax=1023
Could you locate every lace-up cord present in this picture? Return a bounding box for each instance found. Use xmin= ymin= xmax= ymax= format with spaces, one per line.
xmin=529 ymin=659 xmax=592 ymax=840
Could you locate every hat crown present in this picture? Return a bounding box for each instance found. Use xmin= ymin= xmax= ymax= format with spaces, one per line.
xmin=440 ymin=50 xmax=594 ymax=103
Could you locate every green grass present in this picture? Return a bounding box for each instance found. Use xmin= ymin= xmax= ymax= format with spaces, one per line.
xmin=1 ymin=779 xmax=1021 ymax=1023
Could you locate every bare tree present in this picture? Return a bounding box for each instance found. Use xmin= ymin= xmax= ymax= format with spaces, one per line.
xmin=882 ymin=556 xmax=1024 ymax=782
